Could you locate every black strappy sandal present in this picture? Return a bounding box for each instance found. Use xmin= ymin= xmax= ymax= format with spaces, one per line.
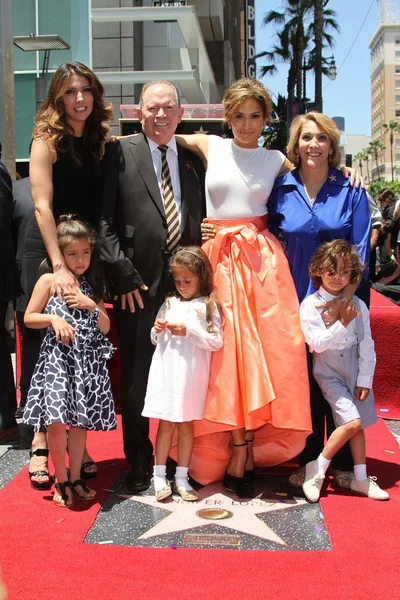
xmin=80 ymin=461 xmax=98 ymax=480
xmin=54 ymin=481 xmax=74 ymax=508
xmin=71 ymin=479 xmax=96 ymax=501
xmin=28 ymin=448 xmax=51 ymax=490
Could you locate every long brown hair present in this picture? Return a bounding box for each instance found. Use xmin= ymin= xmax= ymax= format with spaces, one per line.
xmin=33 ymin=62 xmax=113 ymax=172
xmin=168 ymin=246 xmax=222 ymax=333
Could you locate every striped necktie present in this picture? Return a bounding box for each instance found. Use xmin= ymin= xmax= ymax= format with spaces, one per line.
xmin=158 ymin=145 xmax=180 ymax=252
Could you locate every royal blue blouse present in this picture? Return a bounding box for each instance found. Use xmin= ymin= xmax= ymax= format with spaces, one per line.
xmin=268 ymin=168 xmax=371 ymax=303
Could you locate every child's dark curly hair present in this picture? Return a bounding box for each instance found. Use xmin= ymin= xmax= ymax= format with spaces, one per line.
xmin=309 ymin=239 xmax=364 ymax=290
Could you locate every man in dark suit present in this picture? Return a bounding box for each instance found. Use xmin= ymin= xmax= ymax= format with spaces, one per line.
xmin=12 ymin=177 xmax=43 ymax=417
xmin=0 ymin=159 xmax=20 ymax=441
xmin=100 ymin=81 xmax=205 ymax=491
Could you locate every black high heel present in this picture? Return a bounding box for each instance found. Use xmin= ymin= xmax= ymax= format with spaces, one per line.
xmin=244 ymin=433 xmax=255 ymax=483
xmin=28 ymin=448 xmax=51 ymax=490
xmin=223 ymin=442 xmax=248 ymax=493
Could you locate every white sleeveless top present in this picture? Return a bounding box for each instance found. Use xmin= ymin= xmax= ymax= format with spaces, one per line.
xmin=205 ymin=135 xmax=285 ymax=219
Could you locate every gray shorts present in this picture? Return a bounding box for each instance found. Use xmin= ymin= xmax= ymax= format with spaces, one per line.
xmin=313 ymin=344 xmax=377 ymax=429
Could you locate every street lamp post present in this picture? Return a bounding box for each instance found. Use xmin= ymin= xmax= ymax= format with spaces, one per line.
xmin=13 ymin=34 xmax=70 ymax=111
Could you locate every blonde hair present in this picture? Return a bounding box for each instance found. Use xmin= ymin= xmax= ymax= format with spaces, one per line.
xmin=287 ymin=112 xmax=341 ymax=168
xmin=169 ymin=246 xmax=222 ymax=333
xmin=223 ymin=78 xmax=272 ymax=124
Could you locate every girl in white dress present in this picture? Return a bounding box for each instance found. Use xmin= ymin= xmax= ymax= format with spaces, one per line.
xmin=142 ymin=247 xmax=223 ymax=502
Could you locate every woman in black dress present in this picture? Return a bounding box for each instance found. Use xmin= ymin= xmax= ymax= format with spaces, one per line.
xmin=25 ymin=62 xmax=113 ymax=493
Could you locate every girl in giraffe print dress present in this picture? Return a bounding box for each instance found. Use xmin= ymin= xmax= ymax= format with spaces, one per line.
xmin=23 ymin=216 xmax=116 ymax=508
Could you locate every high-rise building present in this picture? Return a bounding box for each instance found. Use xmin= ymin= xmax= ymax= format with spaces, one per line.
xmin=369 ymin=0 xmax=400 ymax=180
xmin=12 ymin=1 xmax=251 ymax=168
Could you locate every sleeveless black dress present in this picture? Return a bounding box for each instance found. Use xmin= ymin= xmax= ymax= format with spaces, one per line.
xmin=24 ymin=136 xmax=101 ymax=296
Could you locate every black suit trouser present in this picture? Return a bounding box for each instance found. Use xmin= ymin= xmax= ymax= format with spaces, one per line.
xmin=15 ymin=311 xmax=43 ymax=408
xmin=113 ymin=295 xmax=159 ymax=468
xmin=0 ymin=303 xmax=17 ymax=430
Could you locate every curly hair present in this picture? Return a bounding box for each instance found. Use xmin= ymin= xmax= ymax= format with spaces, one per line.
xmin=309 ymin=239 xmax=364 ymax=290
xmin=33 ymin=62 xmax=113 ymax=172
xmin=168 ymin=246 xmax=222 ymax=333
xmin=287 ymin=112 xmax=341 ymax=168
xmin=222 ymin=77 xmax=272 ymax=124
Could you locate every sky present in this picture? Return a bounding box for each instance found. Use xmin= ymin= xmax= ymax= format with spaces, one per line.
xmin=255 ymin=0 xmax=379 ymax=135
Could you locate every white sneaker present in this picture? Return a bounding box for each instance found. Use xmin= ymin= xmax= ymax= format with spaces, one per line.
xmin=302 ymin=460 xmax=325 ymax=503
xmin=350 ymin=476 xmax=389 ymax=500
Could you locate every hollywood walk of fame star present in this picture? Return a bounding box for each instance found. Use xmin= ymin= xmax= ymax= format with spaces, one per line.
xmin=193 ymin=126 xmax=209 ymax=134
xmin=105 ymin=484 xmax=307 ymax=546
xmin=328 ymin=174 xmax=337 ymax=182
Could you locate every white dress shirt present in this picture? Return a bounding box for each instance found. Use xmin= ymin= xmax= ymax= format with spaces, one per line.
xmin=148 ymin=136 xmax=182 ymax=226
xmin=300 ymin=287 xmax=376 ymax=389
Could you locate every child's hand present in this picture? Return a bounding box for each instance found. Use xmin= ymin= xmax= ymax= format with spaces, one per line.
xmin=168 ymin=322 xmax=187 ymax=336
xmin=154 ymin=318 xmax=168 ymax=333
xmin=339 ymin=301 xmax=359 ymax=327
xmin=63 ymin=289 xmax=96 ymax=312
xmin=51 ymin=315 xmax=75 ymax=345
xmin=355 ymin=386 xmax=370 ymax=401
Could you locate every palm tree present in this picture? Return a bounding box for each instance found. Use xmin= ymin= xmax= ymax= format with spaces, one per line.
xmin=257 ymin=1 xmax=312 ymax=103
xmin=256 ymin=29 xmax=297 ymax=103
xmin=362 ymin=149 xmax=371 ymax=183
xmin=261 ymin=94 xmax=289 ymax=152
xmin=312 ymin=0 xmax=339 ymax=111
xmin=368 ymin=140 xmax=386 ymax=182
xmin=257 ymin=0 xmax=339 ymax=111
xmin=353 ymin=152 xmax=364 ymax=179
xmin=383 ymin=120 xmax=400 ymax=181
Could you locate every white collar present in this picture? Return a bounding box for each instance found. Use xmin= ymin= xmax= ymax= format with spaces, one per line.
xmin=317 ymin=286 xmax=341 ymax=302
xmin=148 ymin=136 xmax=178 ymax=156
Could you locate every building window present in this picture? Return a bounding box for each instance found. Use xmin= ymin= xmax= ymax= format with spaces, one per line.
xmin=396 ymin=95 xmax=400 ymax=103
xmin=396 ymin=139 xmax=400 ymax=148
xmin=396 ymin=110 xmax=400 ymax=117
xmin=397 ymin=66 xmax=400 ymax=74
xmin=396 ymin=37 xmax=400 ymax=44
xmin=397 ymin=80 xmax=400 ymax=89
xmin=396 ymin=51 xmax=400 ymax=60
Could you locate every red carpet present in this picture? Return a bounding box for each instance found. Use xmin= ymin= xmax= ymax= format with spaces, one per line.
xmin=370 ymin=289 xmax=400 ymax=420
xmin=0 ymin=417 xmax=399 ymax=600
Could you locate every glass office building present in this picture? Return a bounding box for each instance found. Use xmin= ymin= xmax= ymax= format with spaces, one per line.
xmin=13 ymin=0 xmax=89 ymax=162
xmin=12 ymin=1 xmax=246 ymax=166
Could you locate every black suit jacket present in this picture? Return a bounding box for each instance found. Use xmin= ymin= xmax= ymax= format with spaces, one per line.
xmin=12 ymin=177 xmax=35 ymax=311
xmin=0 ymin=162 xmax=20 ymax=303
xmin=99 ymin=134 xmax=206 ymax=297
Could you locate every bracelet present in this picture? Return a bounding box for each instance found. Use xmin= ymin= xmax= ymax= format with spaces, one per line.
xmin=340 ymin=295 xmax=349 ymax=306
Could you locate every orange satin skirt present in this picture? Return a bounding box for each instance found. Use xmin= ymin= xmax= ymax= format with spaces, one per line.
xmin=170 ymin=215 xmax=311 ymax=485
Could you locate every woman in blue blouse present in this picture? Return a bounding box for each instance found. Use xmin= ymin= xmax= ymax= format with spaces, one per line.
xmin=268 ymin=112 xmax=371 ymax=487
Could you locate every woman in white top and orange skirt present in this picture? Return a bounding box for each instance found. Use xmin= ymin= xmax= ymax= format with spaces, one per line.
xmin=171 ymin=78 xmax=311 ymax=494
